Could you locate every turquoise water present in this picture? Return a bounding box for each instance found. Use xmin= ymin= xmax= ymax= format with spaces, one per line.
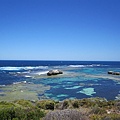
xmin=0 ymin=61 xmax=120 ymax=100
xmin=36 ymin=67 xmax=120 ymax=100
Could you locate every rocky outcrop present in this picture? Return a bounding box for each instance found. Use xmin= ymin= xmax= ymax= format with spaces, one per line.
xmin=108 ymin=71 xmax=114 ymax=74
xmin=47 ymin=70 xmax=63 ymax=76
xmin=108 ymin=71 xmax=120 ymax=75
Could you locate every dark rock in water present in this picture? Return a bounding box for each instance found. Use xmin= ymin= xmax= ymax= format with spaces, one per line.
xmin=108 ymin=71 xmax=114 ymax=74
xmin=116 ymin=72 xmax=120 ymax=75
xmin=108 ymin=71 xmax=120 ymax=75
xmin=47 ymin=70 xmax=63 ymax=76
xmin=113 ymin=72 xmax=120 ymax=75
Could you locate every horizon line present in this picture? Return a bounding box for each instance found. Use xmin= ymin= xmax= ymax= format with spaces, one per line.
xmin=0 ymin=60 xmax=120 ymax=62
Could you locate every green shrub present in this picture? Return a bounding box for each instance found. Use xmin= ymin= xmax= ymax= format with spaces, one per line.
xmin=91 ymin=105 xmax=107 ymax=115
xmin=90 ymin=114 xmax=120 ymax=120
xmin=72 ymin=100 xmax=79 ymax=108
xmin=14 ymin=99 xmax=33 ymax=107
xmin=36 ymin=100 xmax=55 ymax=110
xmin=12 ymin=118 xmax=19 ymax=120
xmin=0 ymin=98 xmax=119 ymax=120
xmin=0 ymin=100 xmax=45 ymax=120
xmin=45 ymin=102 xmax=54 ymax=110
xmin=0 ymin=107 xmax=45 ymax=120
xmin=114 ymin=101 xmax=120 ymax=110
xmin=62 ymin=100 xmax=69 ymax=109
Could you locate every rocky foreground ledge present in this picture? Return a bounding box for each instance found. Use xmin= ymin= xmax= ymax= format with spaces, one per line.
xmin=47 ymin=70 xmax=63 ymax=76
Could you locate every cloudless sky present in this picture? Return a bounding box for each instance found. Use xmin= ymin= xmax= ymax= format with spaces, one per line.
xmin=0 ymin=0 xmax=120 ymax=61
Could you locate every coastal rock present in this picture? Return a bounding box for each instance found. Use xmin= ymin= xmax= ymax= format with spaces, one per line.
xmin=47 ymin=70 xmax=63 ymax=76
xmin=112 ymin=72 xmax=120 ymax=75
xmin=108 ymin=71 xmax=114 ymax=74
xmin=108 ymin=71 xmax=120 ymax=75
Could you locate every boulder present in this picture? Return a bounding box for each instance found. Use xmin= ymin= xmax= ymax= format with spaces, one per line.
xmin=108 ymin=71 xmax=120 ymax=75
xmin=108 ymin=71 xmax=114 ymax=74
xmin=47 ymin=70 xmax=63 ymax=76
xmin=116 ymin=72 xmax=120 ymax=75
xmin=113 ymin=72 xmax=120 ymax=75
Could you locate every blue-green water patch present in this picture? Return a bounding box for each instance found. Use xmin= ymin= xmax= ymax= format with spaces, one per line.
xmin=77 ymin=88 xmax=96 ymax=96
xmin=44 ymin=79 xmax=120 ymax=101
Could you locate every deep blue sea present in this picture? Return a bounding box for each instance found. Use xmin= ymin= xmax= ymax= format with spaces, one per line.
xmin=0 ymin=60 xmax=120 ymax=101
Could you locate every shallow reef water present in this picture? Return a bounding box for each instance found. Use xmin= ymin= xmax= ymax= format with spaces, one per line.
xmin=0 ymin=61 xmax=120 ymax=101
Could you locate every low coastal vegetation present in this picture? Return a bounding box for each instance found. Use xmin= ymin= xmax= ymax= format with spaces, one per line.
xmin=0 ymin=98 xmax=120 ymax=120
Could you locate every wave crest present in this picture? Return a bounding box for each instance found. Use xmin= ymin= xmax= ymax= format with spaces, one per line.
xmin=68 ymin=65 xmax=85 ymax=68
xmin=68 ymin=64 xmax=102 ymax=68
xmin=0 ymin=66 xmax=48 ymax=71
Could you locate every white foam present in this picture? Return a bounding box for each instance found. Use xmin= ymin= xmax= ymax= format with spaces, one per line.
xmin=37 ymin=66 xmax=48 ymax=69
xmin=68 ymin=65 xmax=85 ymax=68
xmin=25 ymin=75 xmax=31 ymax=78
xmin=88 ymin=64 xmax=101 ymax=67
xmin=23 ymin=66 xmax=35 ymax=70
xmin=68 ymin=64 xmax=102 ymax=68
xmin=96 ymin=64 xmax=101 ymax=66
xmin=13 ymin=81 xmax=27 ymax=85
xmin=23 ymin=66 xmax=48 ymax=70
xmin=17 ymin=72 xmax=21 ymax=73
xmin=88 ymin=64 xmax=108 ymax=67
xmin=0 ymin=66 xmax=48 ymax=71
xmin=65 ymin=86 xmax=81 ymax=89
xmin=35 ymin=71 xmax=49 ymax=75
xmin=13 ymin=82 xmax=21 ymax=85
xmin=0 ymin=67 xmax=23 ymax=71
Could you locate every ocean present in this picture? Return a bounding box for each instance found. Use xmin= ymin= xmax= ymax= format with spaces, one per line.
xmin=0 ymin=60 xmax=120 ymax=101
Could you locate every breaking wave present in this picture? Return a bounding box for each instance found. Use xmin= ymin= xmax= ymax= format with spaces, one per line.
xmin=35 ymin=71 xmax=49 ymax=75
xmin=25 ymin=75 xmax=32 ymax=78
xmin=68 ymin=64 xmax=104 ymax=68
xmin=13 ymin=81 xmax=27 ymax=85
xmin=0 ymin=66 xmax=48 ymax=71
xmin=68 ymin=65 xmax=85 ymax=68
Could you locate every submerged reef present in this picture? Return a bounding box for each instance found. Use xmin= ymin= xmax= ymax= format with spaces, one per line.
xmin=0 ymin=82 xmax=50 ymax=101
xmin=77 ymin=88 xmax=96 ymax=96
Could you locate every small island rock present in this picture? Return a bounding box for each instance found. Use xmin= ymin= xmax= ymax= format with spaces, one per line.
xmin=108 ymin=71 xmax=120 ymax=75
xmin=47 ymin=70 xmax=63 ymax=76
xmin=108 ymin=71 xmax=114 ymax=74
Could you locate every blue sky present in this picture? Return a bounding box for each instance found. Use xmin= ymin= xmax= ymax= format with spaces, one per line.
xmin=0 ymin=0 xmax=120 ymax=61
